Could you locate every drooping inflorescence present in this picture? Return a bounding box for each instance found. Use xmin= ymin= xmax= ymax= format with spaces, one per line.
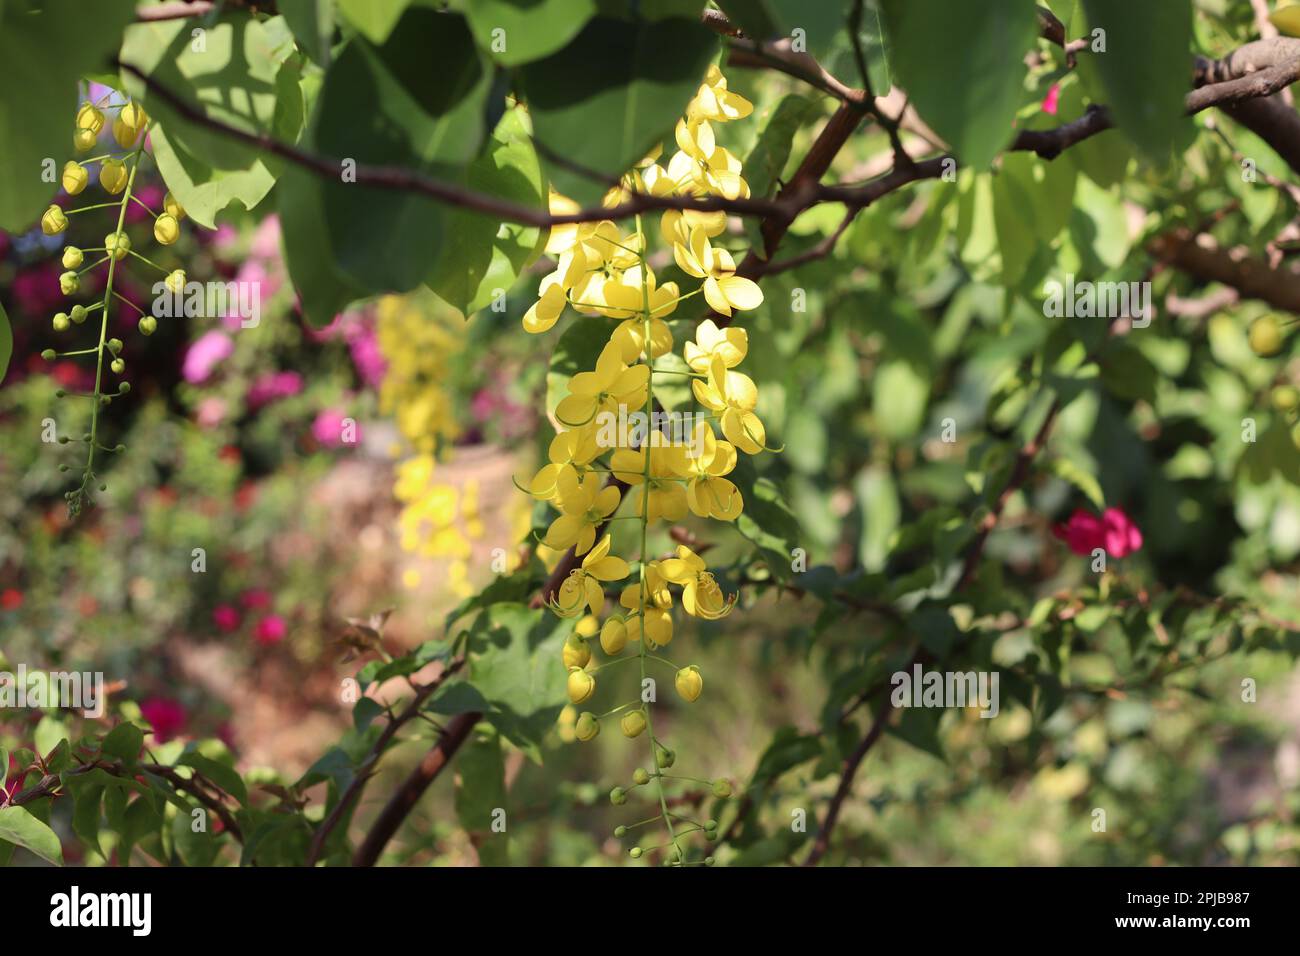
xmin=520 ymin=66 xmax=772 ymax=865
xmin=40 ymin=90 xmax=191 ymax=517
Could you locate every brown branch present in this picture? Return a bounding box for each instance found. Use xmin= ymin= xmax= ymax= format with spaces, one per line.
xmin=351 ymin=711 xmax=481 ymax=867
xmin=1148 ymin=228 xmax=1300 ymax=314
xmin=144 ymin=764 xmax=243 ymax=842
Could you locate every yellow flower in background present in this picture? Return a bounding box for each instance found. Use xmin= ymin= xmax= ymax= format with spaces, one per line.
xmin=666 ymin=423 xmax=743 ymax=521
xmin=693 ymin=355 xmax=767 ymax=454
xmin=672 ymin=226 xmax=762 ymax=316
xmin=684 ymin=318 xmax=748 ymax=372
xmin=659 ymin=545 xmax=736 ymax=620
xmin=610 ymin=446 xmax=688 ymax=523
xmin=555 ymin=341 xmax=650 ymax=426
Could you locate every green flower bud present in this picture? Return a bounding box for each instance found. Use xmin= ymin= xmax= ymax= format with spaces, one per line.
xmin=41 ymin=349 xmax=56 ymax=360
xmin=104 ymin=230 xmax=130 ymax=260
xmin=52 ymin=312 xmax=70 ymax=331
xmin=107 ymin=338 xmax=123 ymax=353
xmin=118 ymin=382 xmax=130 ymax=394
xmin=154 ymin=213 xmax=180 ymax=245
xmin=613 ymin=825 xmax=627 ymax=837
xmin=61 ymin=161 xmax=88 ymax=196
xmin=562 ymin=633 xmax=591 ymax=670
xmin=704 ymin=856 xmax=715 ymax=866
xmin=99 ymin=158 xmax=128 ymax=195
xmin=610 ymin=786 xmax=627 ymax=806
xmin=41 ymin=205 xmax=68 ymax=236
xmin=655 ymin=744 xmax=675 ymax=769
xmin=600 ymin=616 xmax=628 ymax=655
xmin=575 ymin=711 xmax=600 ymax=742
xmin=675 ymin=665 xmax=703 ymax=703
xmin=632 ymin=767 xmax=650 ymax=786
xmin=1249 ymin=316 xmax=1284 ymax=357
xmin=59 ymin=271 xmax=79 ymax=295
xmin=566 ymin=667 xmax=595 ymax=704
xmin=137 ymin=317 xmax=157 ymax=336
xmin=711 ymin=779 xmax=732 ymax=798
xmin=621 ymin=710 xmax=647 ymax=738
xmin=71 ymin=304 xmax=88 ymax=324
xmin=165 ymin=269 xmax=186 ymax=295
xmin=628 ymin=846 xmax=642 ymax=858
xmin=111 ymin=358 xmax=125 ymax=374
xmin=62 ymin=246 xmax=84 ymax=269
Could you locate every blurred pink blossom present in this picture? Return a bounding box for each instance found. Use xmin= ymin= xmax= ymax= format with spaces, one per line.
xmin=196 ymin=396 xmax=228 ymax=429
xmin=1041 ymin=83 xmax=1061 ymax=115
xmin=254 ymin=614 xmax=287 ymax=646
xmin=125 ymin=184 xmax=164 ymax=224
xmin=183 ymin=330 xmax=234 ymax=383
xmin=139 ymin=698 xmax=187 ymax=744
xmin=1053 ymin=507 xmax=1143 ymax=559
xmin=312 ymin=408 xmax=357 ymax=447
xmin=246 ymin=370 xmax=303 ymax=409
xmin=213 ymin=604 xmax=241 ymax=632
xmin=240 ymin=588 xmax=272 ymax=610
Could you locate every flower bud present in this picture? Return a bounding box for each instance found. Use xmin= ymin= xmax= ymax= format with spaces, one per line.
xmin=41 ymin=349 xmax=56 ymax=360
xmin=61 ymin=161 xmax=88 ymax=195
xmin=52 ymin=312 xmax=70 ymax=331
xmin=62 ymin=246 xmax=84 ymax=269
xmin=1249 ymin=316 xmax=1283 ymax=357
xmin=575 ymin=711 xmax=600 ymax=741
xmin=104 ymin=231 xmax=130 ymax=260
xmin=628 ymin=846 xmax=642 ymax=858
xmin=71 ymin=305 xmax=88 ymax=324
xmin=621 ymin=710 xmax=647 ymax=738
xmin=138 ymin=317 xmax=158 ymax=335
xmin=77 ymin=103 xmax=105 ymax=135
xmin=654 ymin=744 xmax=675 ymax=769
xmin=610 ymin=786 xmax=627 ymax=806
xmin=163 ymin=191 xmax=186 ymax=221
xmin=165 ymin=269 xmax=187 ymax=295
xmin=111 ymin=358 xmax=125 ymax=374
xmin=99 ymin=158 xmax=128 ymax=195
xmin=562 ymin=633 xmax=590 ymax=670
xmin=711 ymin=778 xmax=732 ymax=798
xmin=613 ymin=825 xmax=627 ymax=837
xmin=704 ymin=856 xmax=715 ymax=866
xmin=675 ymin=665 xmax=703 ymax=702
xmin=119 ymin=101 xmax=148 ymax=131
xmin=632 ymin=767 xmax=650 ymax=785
xmin=600 ymin=616 xmax=628 ymax=655
xmin=41 ymin=205 xmax=68 ymax=235
xmin=154 ymin=213 xmax=180 ymax=245
xmin=112 ymin=116 xmax=139 ymax=149
xmin=59 ymin=271 xmax=79 ymax=295
xmin=108 ymin=338 xmax=123 ymax=353
xmin=566 ymin=666 xmax=595 ymax=704
xmin=73 ymin=128 xmax=98 ymax=153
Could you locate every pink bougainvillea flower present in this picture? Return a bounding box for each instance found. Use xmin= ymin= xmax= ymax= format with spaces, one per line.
xmin=1041 ymin=83 xmax=1061 ymax=115
xmin=139 ymin=698 xmax=187 ymax=743
xmin=312 ymin=408 xmax=357 ymax=447
xmin=182 ymin=330 xmax=234 ymax=384
xmin=212 ymin=603 xmax=241 ymax=632
xmin=254 ymin=614 xmax=287 ymax=646
xmin=1053 ymin=507 xmax=1143 ymax=558
xmin=246 ymin=370 xmax=303 ymax=409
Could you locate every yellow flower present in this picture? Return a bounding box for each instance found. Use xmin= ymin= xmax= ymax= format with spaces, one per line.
xmin=547 ymin=534 xmax=630 ymax=617
xmin=675 ymin=117 xmax=717 ymax=161
xmin=567 ymin=667 xmax=595 ymax=704
xmin=665 ymin=423 xmax=743 ymax=520
xmin=529 ymin=426 xmax=600 ymax=499
xmin=675 ymin=665 xmax=704 ymax=702
xmin=555 ymin=341 xmax=650 ymax=427
xmin=661 ymin=208 xmax=727 ymax=246
xmin=600 ymin=616 xmax=628 ymax=654
xmin=666 ymin=142 xmax=750 ymax=200
xmin=523 ymin=281 xmax=567 ymax=333
xmin=684 ymin=318 xmax=747 ymax=372
xmin=543 ymin=190 xmax=596 ymax=256
xmin=600 ymin=264 xmax=679 ymax=321
xmin=620 ymin=561 xmax=672 ymax=611
xmin=687 ymin=64 xmax=753 ymax=124
xmin=543 ymin=471 xmax=621 ymax=555
xmin=659 ymin=545 xmax=736 ymax=620
xmin=672 ymin=226 xmax=762 ymax=316
xmin=610 ymin=446 xmax=688 ymax=523
xmin=693 ymin=355 xmax=767 ymax=454
xmin=625 ymin=607 xmax=674 ymax=647
xmin=567 ymin=221 xmax=643 ymax=316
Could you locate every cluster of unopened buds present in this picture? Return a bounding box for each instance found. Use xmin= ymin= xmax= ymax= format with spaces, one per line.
xmin=38 ymin=94 xmax=193 ymax=515
xmin=521 ymin=66 xmax=770 ymax=865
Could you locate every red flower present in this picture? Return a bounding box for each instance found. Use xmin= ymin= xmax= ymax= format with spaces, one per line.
xmin=0 ymin=588 xmax=21 ymax=611
xmin=1041 ymin=83 xmax=1061 ymax=116
xmin=1053 ymin=507 xmax=1144 ymax=558
xmin=240 ymin=588 xmax=272 ymax=610
xmin=253 ymin=614 xmax=287 ymax=646
xmin=139 ymin=698 xmax=187 ymax=744
xmin=212 ymin=604 xmax=241 ymax=632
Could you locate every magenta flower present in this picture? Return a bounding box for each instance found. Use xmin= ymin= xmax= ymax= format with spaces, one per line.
xmin=139 ymin=698 xmax=187 ymax=744
xmin=212 ymin=604 xmax=241 ymax=633
xmin=1053 ymin=507 xmax=1143 ymax=559
xmin=182 ymin=330 xmax=234 ymax=384
xmin=312 ymin=408 xmax=357 ymax=447
xmin=240 ymin=588 xmax=272 ymax=610
xmin=125 ymin=184 xmax=163 ymax=224
xmin=246 ymin=370 xmax=304 ymax=409
xmin=254 ymin=614 xmax=287 ymax=646
xmin=1041 ymin=83 xmax=1061 ymax=115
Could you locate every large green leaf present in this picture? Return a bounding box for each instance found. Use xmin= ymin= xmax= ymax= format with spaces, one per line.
xmin=337 ymin=0 xmax=411 ymax=44
xmin=880 ymin=0 xmax=1037 ymax=170
xmin=467 ymin=603 xmax=570 ymax=761
xmin=1080 ymin=0 xmax=1193 ymax=160
xmin=518 ymin=16 xmax=718 ymax=203
xmin=280 ymin=0 xmax=335 ymax=66
xmin=427 ymin=108 xmax=546 ymax=318
xmin=454 ymin=729 xmax=509 ymax=866
xmin=0 ymin=0 xmax=138 ymax=230
xmin=463 ymin=0 xmax=597 ymax=66
xmin=732 ymin=458 xmax=802 ymax=583
xmin=0 ymin=805 xmax=63 ymax=865
xmin=714 ymin=0 xmax=847 ymax=59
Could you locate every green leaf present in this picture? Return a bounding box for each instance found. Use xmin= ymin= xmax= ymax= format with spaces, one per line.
xmin=854 ymin=466 xmax=899 ymax=572
xmin=993 ymin=152 xmax=1076 ymax=287
xmin=34 ymin=715 xmax=69 ymax=759
xmin=1079 ymin=0 xmax=1193 ymax=160
xmin=0 ymin=0 xmax=138 ymax=230
xmin=0 ymin=805 xmax=63 ymax=865
xmin=886 ymin=706 xmax=946 ymax=761
xmin=337 ymin=0 xmax=410 ymax=44
xmin=0 ymin=747 xmax=6 ymax=792
xmin=178 ymin=752 xmax=249 ymax=807
xmin=743 ymin=93 xmax=820 ymax=247
xmin=280 ymin=0 xmax=335 ymax=66
xmin=429 ymin=681 xmax=493 ymax=716
xmin=880 ymin=0 xmax=1037 ymax=170
xmin=277 ymin=155 xmax=367 ymax=326
xmin=171 ymin=808 xmax=222 ymax=866
xmin=467 ymin=603 xmax=570 ymax=761
xmin=1047 ymin=456 xmax=1105 ymax=510
xmin=427 ymin=107 xmax=546 ymax=318
xmin=518 ymin=16 xmax=718 ymax=203
xmin=102 ymin=722 xmax=144 ymax=764
xmin=455 ymin=729 xmax=509 ymax=866
xmin=1099 ymin=339 xmax=1158 ymax=404
xmin=872 ymin=359 xmax=928 ymax=440
xmin=732 ymin=458 xmax=802 ymax=582
xmin=715 ymin=0 xmax=846 ymax=59
xmin=0 ymin=299 xmax=11 ymax=386
xmin=66 ymin=776 xmax=105 ymax=859
xmin=464 ymin=0 xmax=596 ymax=66
xmin=149 ymin=125 xmax=277 ymax=230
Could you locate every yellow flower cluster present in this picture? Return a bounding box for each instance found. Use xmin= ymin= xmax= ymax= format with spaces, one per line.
xmin=522 ymin=66 xmax=766 ymax=863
